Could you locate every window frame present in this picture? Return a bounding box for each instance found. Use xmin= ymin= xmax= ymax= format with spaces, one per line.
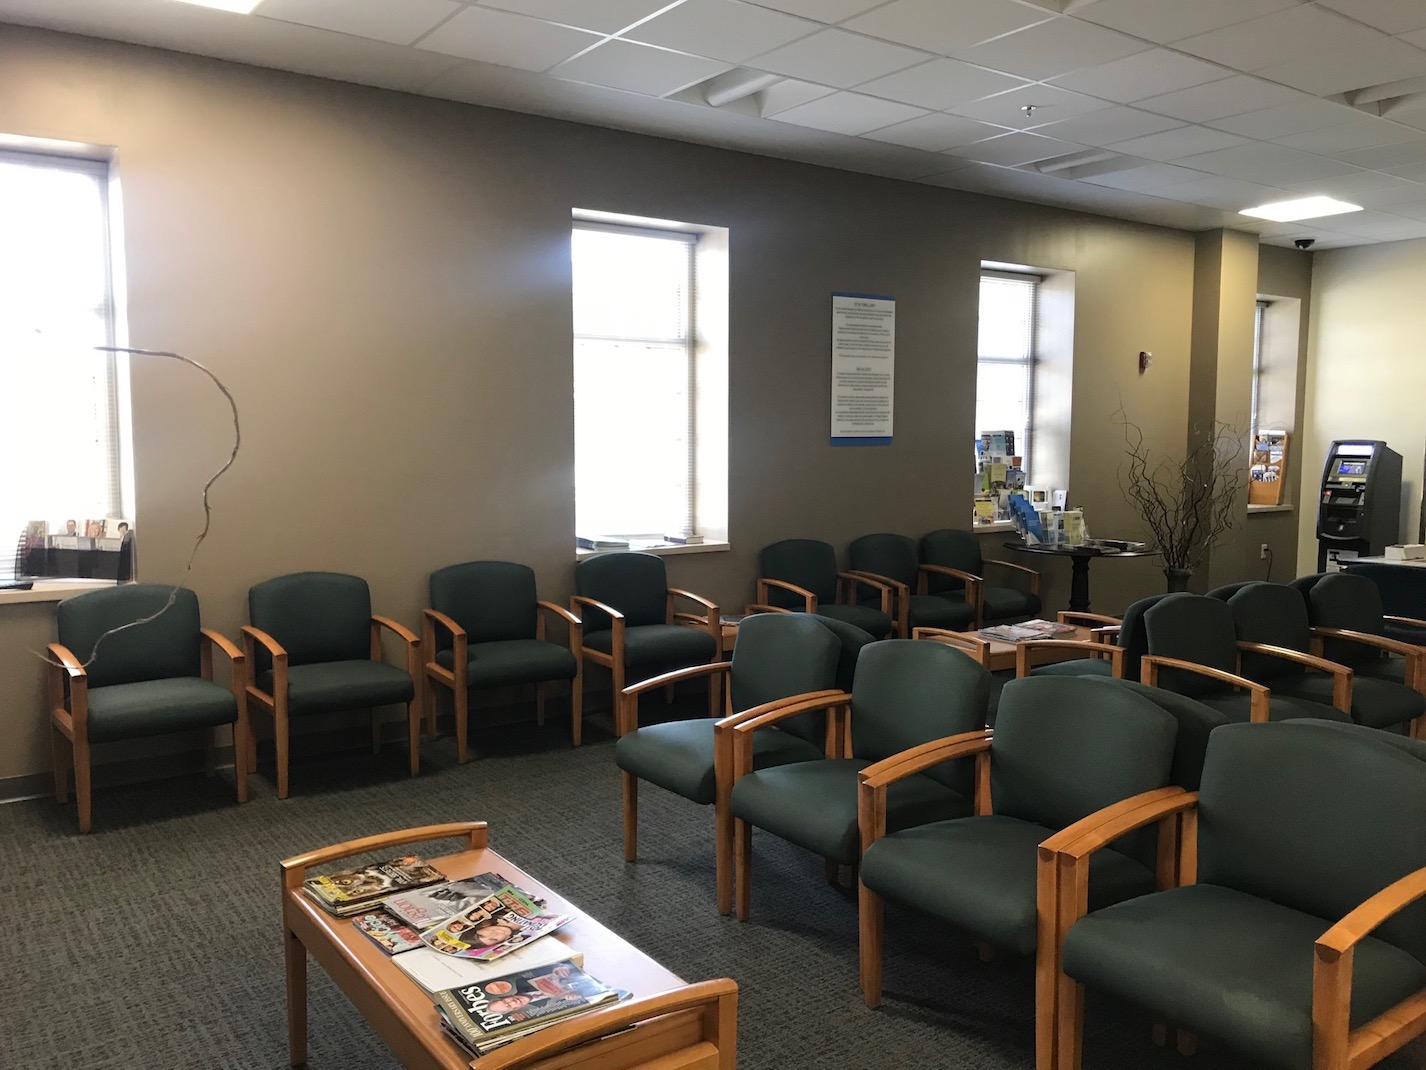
xmin=976 ymin=268 xmax=1042 ymax=476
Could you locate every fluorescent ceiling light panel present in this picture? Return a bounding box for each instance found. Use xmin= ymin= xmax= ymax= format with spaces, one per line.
xmin=1239 ymin=195 xmax=1362 ymax=221
xmin=171 ymin=0 xmax=264 ymax=13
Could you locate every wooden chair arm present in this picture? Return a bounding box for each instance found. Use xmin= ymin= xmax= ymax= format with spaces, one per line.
xmin=1090 ymin=625 xmax=1121 ymax=643
xmin=858 ymin=729 xmax=992 ymax=790
xmin=570 ymin=595 xmax=624 ymax=625
xmin=669 ymin=588 xmax=718 ymax=615
xmin=1141 ymin=655 xmax=1272 ymax=722
xmin=623 ymin=661 xmax=731 ymax=700
xmin=199 ymin=628 xmax=244 ymax=664
xmin=46 ymin=642 xmax=87 ymax=733
xmin=918 ymin=563 xmax=984 ymax=602
xmin=241 ymin=625 xmax=287 ymax=660
xmin=1016 ymin=641 xmax=1124 ymax=679
xmin=1041 ymin=787 xmax=1194 ymax=860
xmin=199 ymin=628 xmax=244 ymax=690
xmin=372 ymin=614 xmax=419 ymax=646
xmin=912 ymin=627 xmax=993 ymax=668
xmin=1058 ymin=611 xmax=1120 ymax=628
xmin=844 ymin=569 xmax=908 ymax=597
xmin=279 ymin=822 xmax=488 ymax=882
xmin=743 ymin=603 xmax=790 ymax=614
xmin=421 ymin=608 xmax=465 ymax=643
xmin=714 ymin=688 xmax=846 ymax=732
xmin=982 ymin=558 xmax=1042 ymax=593
xmin=726 ymin=690 xmax=853 ymax=784
xmin=47 ymin=642 xmax=86 ymax=679
xmin=757 ymin=577 xmax=815 ymax=612
xmin=1312 ymin=627 xmax=1424 ymax=660
xmin=1384 ymin=614 xmax=1426 ymax=633
xmin=729 ymin=690 xmax=853 ymax=736
xmin=837 ymin=570 xmax=895 ymax=617
xmin=475 ymin=978 xmax=738 ymax=1070
xmin=1237 ymin=641 xmax=1353 ymax=711
xmin=1318 ymin=864 xmax=1426 ymax=959
xmin=537 ymin=600 xmax=581 ymax=628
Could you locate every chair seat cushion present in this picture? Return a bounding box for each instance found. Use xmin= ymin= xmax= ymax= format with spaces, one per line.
xmin=1063 ymin=883 xmax=1426 ymax=1070
xmin=1358 ymin=657 xmax=1408 ymax=687
xmin=982 ymin=586 xmax=1043 ymax=623
xmin=902 ymin=594 xmax=976 ymax=631
xmin=861 ymin=815 xmax=1154 ymax=956
xmin=436 ymin=640 xmax=577 ymax=689
xmin=731 ymin=758 xmax=970 ymax=864
xmin=260 ymin=661 xmax=414 ymax=716
xmin=1200 ymin=694 xmax=1352 ymax=724
xmin=1029 ymin=658 xmax=1115 ymax=679
xmin=1274 ymin=674 xmax=1425 ymax=730
xmin=615 ymin=720 xmax=823 ymax=805
xmin=817 ymin=603 xmax=892 ymax=639
xmin=85 ymin=677 xmax=238 ymax=743
xmin=582 ymin=624 xmax=717 ymax=671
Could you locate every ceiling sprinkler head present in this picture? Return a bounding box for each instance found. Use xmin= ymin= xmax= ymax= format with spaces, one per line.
xmin=1021 ymin=104 xmax=1037 ymax=116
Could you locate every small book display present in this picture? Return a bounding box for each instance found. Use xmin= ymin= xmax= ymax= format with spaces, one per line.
xmin=1249 ymin=430 xmax=1290 ymax=506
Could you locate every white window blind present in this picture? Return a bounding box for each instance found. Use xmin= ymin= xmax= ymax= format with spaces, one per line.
xmin=0 ymin=151 xmax=122 ymax=557
xmin=976 ymin=271 xmax=1039 ymax=473
xmin=572 ymin=224 xmax=695 ymax=539
xmin=1250 ymin=300 xmax=1266 ymax=438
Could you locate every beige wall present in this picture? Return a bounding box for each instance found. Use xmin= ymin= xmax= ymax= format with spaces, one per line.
xmin=1300 ymin=238 xmax=1426 ymax=571
xmin=0 ymin=26 xmax=1253 ymax=790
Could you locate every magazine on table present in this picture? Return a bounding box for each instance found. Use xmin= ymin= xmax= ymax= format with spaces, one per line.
xmin=978 ymin=619 xmax=1078 ymax=642
xmin=420 ymin=885 xmax=571 ymax=961
xmin=382 ymin=871 xmax=544 ymax=931
xmin=396 ymin=937 xmax=583 ymax=997
xmin=351 ymin=910 xmax=425 ymax=955
xmin=435 ymin=960 xmax=622 ymax=1056
xmin=301 ymin=854 xmax=445 ymax=917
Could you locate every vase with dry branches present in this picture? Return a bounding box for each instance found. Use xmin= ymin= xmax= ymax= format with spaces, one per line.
xmin=1115 ymin=409 xmax=1248 ymax=592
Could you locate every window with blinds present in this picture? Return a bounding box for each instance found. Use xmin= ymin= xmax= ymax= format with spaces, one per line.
xmin=976 ymin=270 xmax=1039 ymax=474
xmin=0 ymin=150 xmax=123 ymax=564
xmin=1250 ymin=300 xmax=1267 ymax=438
xmin=572 ymin=224 xmax=696 ymax=539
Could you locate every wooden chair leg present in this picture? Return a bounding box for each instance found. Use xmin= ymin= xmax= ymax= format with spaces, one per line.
xmin=622 ymin=771 xmax=638 ymax=862
xmin=454 ymin=686 xmax=470 ymax=765
xmin=859 ymin=882 xmax=884 ymax=1007
xmin=735 ymin=818 xmax=752 ymax=921
xmin=407 ymin=699 xmax=421 ymax=776
xmin=715 ymin=795 xmax=732 ymax=916
xmin=285 ymin=923 xmax=308 ymax=1066
xmin=276 ymin=707 xmax=291 ymax=801
xmin=247 ymin=709 xmax=259 ymax=774
xmin=73 ymin=735 xmax=92 ymax=834
xmin=1056 ymin=973 xmax=1085 ymax=1070
xmin=571 ymin=669 xmax=584 ymax=748
xmin=1176 ymin=1030 xmax=1197 ymax=1056
xmin=708 ymin=669 xmax=721 ymax=720
xmin=423 ymin=678 xmax=436 ymax=741
xmin=535 ymin=682 xmax=547 ymax=726
xmin=51 ymin=725 xmax=70 ymax=804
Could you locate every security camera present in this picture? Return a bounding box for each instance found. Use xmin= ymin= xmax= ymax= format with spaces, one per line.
xmin=1294 ymin=238 xmax=1316 ymax=250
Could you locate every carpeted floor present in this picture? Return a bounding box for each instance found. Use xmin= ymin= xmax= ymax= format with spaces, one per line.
xmin=2 ymin=704 xmax=1423 ymax=1070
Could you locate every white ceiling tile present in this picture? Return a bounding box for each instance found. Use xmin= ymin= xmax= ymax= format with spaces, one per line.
xmin=417 ymin=6 xmax=599 ymax=69
xmin=1405 ymin=27 xmax=1426 ymax=48
xmin=1048 ymin=48 xmax=1230 ymax=103
xmin=625 ymin=0 xmax=818 ymax=63
xmin=1273 ymin=116 xmax=1424 ymax=155
xmin=1317 ymin=0 xmax=1426 ymax=37
xmin=1312 ymin=210 xmax=1426 ymax=239
xmin=550 ymin=38 xmax=730 ymax=95
xmin=748 ymin=27 xmax=928 ymax=87
xmin=1155 ymin=174 xmax=1298 ymax=210
xmin=476 ymin=0 xmax=670 ymax=34
xmin=1078 ymin=161 xmax=1214 ymax=193
xmin=1378 ymin=159 xmax=1426 ymax=182
xmin=1135 ymin=76 xmax=1303 ymax=123
xmin=1278 ymin=168 xmax=1426 ymax=202
xmin=951 ymin=17 xmax=1149 ymax=80
xmin=1208 ymin=99 xmax=1361 ymax=140
xmin=767 ymin=91 xmax=927 ymax=135
xmin=1175 ymin=142 xmax=1362 ymax=186
xmin=739 ymin=0 xmax=887 ymax=22
xmin=1173 ymin=5 xmax=1392 ymax=74
xmin=1068 ymin=0 xmax=1301 ymax=43
xmin=946 ymin=84 xmax=1114 ymax=130
xmin=257 ymin=0 xmax=461 ymax=46
xmin=856 ymin=59 xmax=1028 ymax=111
xmin=1109 ymin=125 xmax=1250 ymax=161
xmin=1030 ymin=106 xmax=1184 ymax=146
xmin=843 ymin=0 xmax=1054 ymax=56
xmin=1334 ymin=139 xmax=1426 ymax=169
xmin=1380 ymin=198 xmax=1426 ymax=220
xmin=860 ymin=112 xmax=1009 ymax=151
xmin=757 ymin=78 xmax=836 ymax=115
xmin=946 ymin=131 xmax=1085 ymax=166
xmin=1254 ymin=35 xmax=1426 ymax=96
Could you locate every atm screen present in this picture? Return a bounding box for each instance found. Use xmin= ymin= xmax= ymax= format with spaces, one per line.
xmin=1337 ymin=460 xmax=1367 ymax=477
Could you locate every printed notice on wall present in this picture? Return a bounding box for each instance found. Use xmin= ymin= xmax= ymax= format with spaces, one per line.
xmin=830 ymin=293 xmax=894 ymax=446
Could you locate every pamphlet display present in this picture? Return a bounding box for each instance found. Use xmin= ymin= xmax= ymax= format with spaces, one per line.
xmin=830 ymin=293 xmax=894 ymax=446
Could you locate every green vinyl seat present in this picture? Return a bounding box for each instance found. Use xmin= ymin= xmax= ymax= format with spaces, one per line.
xmin=920 ymin=527 xmax=1042 ymax=629
xmin=728 ymin=638 xmax=990 ymax=920
xmin=425 ymin=560 xmax=580 ymax=760
xmin=756 ymin=538 xmax=893 ymax=639
xmin=849 ymin=533 xmax=976 ymax=635
xmin=615 ymin=612 xmax=870 ymax=914
xmin=48 ymin=583 xmax=248 ymax=832
xmin=245 ymin=571 xmax=419 ymax=799
xmin=1058 ymin=721 xmax=1426 ymax=1070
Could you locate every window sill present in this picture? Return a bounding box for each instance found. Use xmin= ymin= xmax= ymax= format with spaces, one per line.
xmin=971 ymin=521 xmax=1019 ymax=533
xmin=1247 ymin=504 xmax=1294 ymax=514
xmin=575 ymin=541 xmax=729 ymax=560
xmin=0 ymin=578 xmax=116 ymax=606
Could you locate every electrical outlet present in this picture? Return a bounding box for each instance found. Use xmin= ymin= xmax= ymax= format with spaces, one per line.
xmin=1260 ymin=543 xmax=1270 ymax=559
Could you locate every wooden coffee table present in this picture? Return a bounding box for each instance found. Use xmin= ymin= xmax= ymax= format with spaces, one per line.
xmin=281 ymin=822 xmax=693 ymax=1069
xmin=912 ymin=625 xmax=1117 ymax=675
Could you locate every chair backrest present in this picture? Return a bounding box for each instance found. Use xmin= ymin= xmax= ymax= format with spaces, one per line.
xmin=57 ymin=583 xmax=203 ymax=687
xmin=1093 ymin=678 xmax=1232 ymax=791
xmin=727 ymin=613 xmax=840 ymax=747
xmin=429 ymin=561 xmax=538 ymax=649
xmin=758 ymin=539 xmax=839 ymax=607
xmin=919 ymin=528 xmax=983 ymax=596
xmin=1289 ymin=572 xmax=1329 ymax=601
xmin=1115 ymin=593 xmax=1171 ymax=682
xmin=849 ymin=639 xmax=990 ymax=791
xmin=1226 ymin=581 xmax=1312 ymax=682
xmin=1205 ymin=580 xmax=1257 ymax=601
xmin=990 ymin=677 xmax=1178 ymax=834
xmin=809 ymin=615 xmax=876 ymax=693
xmin=1197 ymin=721 xmax=1426 ymax=964
xmin=1345 ymin=563 xmax=1426 ymax=642
xmin=575 ymin=552 xmax=667 ymax=632
xmin=1142 ymin=593 xmax=1239 ymax=697
xmin=248 ymin=571 xmax=372 ymax=669
xmin=1309 ymin=572 xmax=1388 ymax=668
xmin=848 ymin=533 xmax=919 ymax=590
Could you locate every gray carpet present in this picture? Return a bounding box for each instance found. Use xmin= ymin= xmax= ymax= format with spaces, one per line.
xmin=2 ymin=706 xmax=1423 ymax=1070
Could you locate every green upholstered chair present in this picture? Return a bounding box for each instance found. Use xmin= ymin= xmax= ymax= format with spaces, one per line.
xmin=244 ymin=571 xmax=419 ymax=799
xmin=47 ymin=584 xmax=249 ymax=832
xmin=756 ymin=538 xmax=894 ymax=639
xmin=727 ymin=638 xmax=990 ymax=921
xmin=424 ymin=561 xmax=582 ymax=762
xmin=1226 ymin=581 xmax=1425 ymax=735
xmin=1342 ymin=562 xmax=1426 ymax=646
xmin=920 ymin=527 xmax=1042 ymax=629
xmin=856 ymin=675 xmax=1182 ymax=1038
xmin=1140 ymin=593 xmax=1352 ymax=725
xmin=848 ymin=533 xmax=976 ymax=635
xmin=572 ymin=552 xmax=721 ymax=723
xmin=616 ymin=612 xmax=870 ymax=914
xmin=1017 ymin=595 xmax=1170 ymax=680
xmin=1055 ymin=720 xmax=1426 ymax=1070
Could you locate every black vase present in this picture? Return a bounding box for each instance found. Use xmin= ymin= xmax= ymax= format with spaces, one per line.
xmin=1164 ymin=567 xmax=1193 ymax=593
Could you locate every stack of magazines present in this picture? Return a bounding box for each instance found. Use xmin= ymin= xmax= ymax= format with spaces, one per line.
xmin=301 ymin=855 xmax=446 ymax=917
xmin=436 ymin=961 xmax=623 ymax=1056
xmin=978 ymin=619 xmax=1078 ymax=642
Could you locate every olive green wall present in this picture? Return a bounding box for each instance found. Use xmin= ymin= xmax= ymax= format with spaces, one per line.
xmin=0 ymin=25 xmax=1248 ymax=790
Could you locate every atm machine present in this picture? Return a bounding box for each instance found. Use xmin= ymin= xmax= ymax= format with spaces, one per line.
xmin=1316 ymin=440 xmax=1403 ymax=571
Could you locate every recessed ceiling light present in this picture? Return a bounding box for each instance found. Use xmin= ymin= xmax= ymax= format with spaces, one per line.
xmin=171 ymin=0 xmax=264 ymax=13
xmin=1239 ymin=195 xmax=1362 ymax=222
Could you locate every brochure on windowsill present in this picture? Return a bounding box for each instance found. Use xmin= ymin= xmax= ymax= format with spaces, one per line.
xmin=978 ymin=619 xmax=1078 ymax=642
